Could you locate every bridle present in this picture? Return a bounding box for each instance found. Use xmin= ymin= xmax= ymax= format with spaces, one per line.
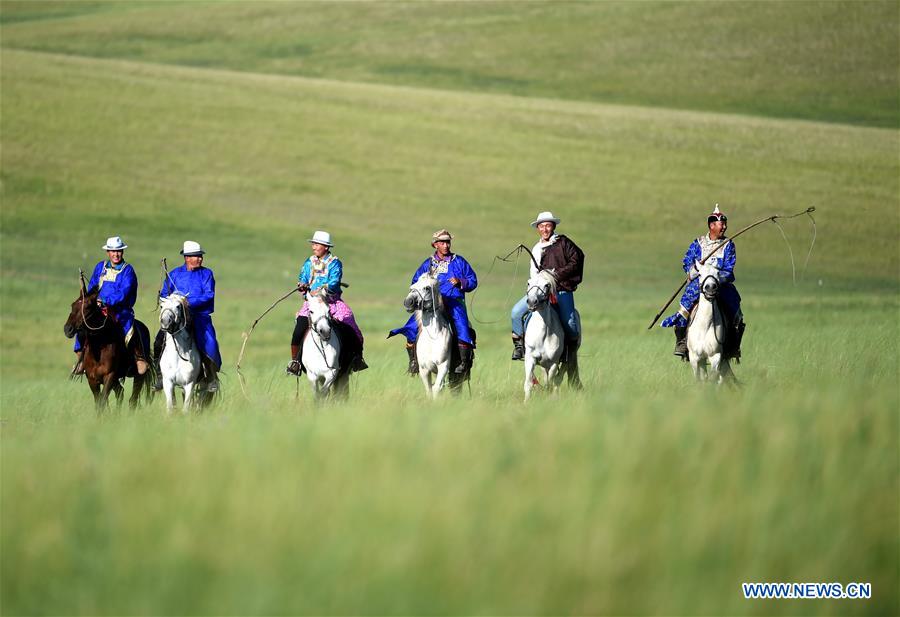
xmin=407 ymin=277 xmax=443 ymax=341
xmin=700 ymin=273 xmax=720 ymax=302
xmin=526 ymin=281 xmax=552 ymax=311
xmin=160 ymin=298 xmax=194 ymax=362
xmin=78 ymin=289 xmax=109 ymax=331
xmin=307 ymin=297 xmax=339 ymax=369
xmin=692 ymin=272 xmax=724 ymax=346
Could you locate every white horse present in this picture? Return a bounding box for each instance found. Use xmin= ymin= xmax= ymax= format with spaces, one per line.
xmin=158 ymin=293 xmax=201 ymax=414
xmin=403 ymin=273 xmax=453 ymax=399
xmin=687 ymin=260 xmax=734 ymax=384
xmin=302 ymin=292 xmax=347 ymax=399
xmin=522 ymin=270 xmax=567 ymax=401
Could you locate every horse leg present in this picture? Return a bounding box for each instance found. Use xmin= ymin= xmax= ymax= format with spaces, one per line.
xmin=88 ymin=376 xmax=102 ymax=409
xmin=163 ymin=378 xmax=176 ymax=415
xmin=129 ymin=374 xmax=144 ymax=409
xmin=182 ymin=382 xmax=196 ymax=414
xmin=709 ymin=353 xmax=723 ymax=385
xmin=524 ymin=356 xmax=536 ymax=402
xmin=433 ymin=362 xmax=449 ymax=399
xmin=547 ymin=363 xmax=561 ymax=397
xmin=419 ymin=368 xmax=433 ymax=398
xmin=690 ymin=356 xmax=705 ymax=381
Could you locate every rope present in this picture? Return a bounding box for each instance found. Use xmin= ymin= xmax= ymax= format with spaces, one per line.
xmin=471 ymin=244 xmax=532 ymax=326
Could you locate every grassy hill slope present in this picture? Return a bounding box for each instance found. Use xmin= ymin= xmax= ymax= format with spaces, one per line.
xmin=0 ymin=6 xmax=897 ymax=615
xmin=2 ymin=0 xmax=897 ymax=127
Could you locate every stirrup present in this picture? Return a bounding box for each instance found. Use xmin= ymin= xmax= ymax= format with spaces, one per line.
xmin=286 ymin=360 xmax=303 ymax=376
xmin=69 ymin=362 xmax=84 ymax=380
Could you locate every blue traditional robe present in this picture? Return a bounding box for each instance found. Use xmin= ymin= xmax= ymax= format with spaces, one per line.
xmin=661 ymin=235 xmax=741 ymax=328
xmin=161 ymin=265 xmax=221 ymax=369
xmin=74 ymin=260 xmax=139 ymax=352
xmin=389 ymin=253 xmax=478 ymax=345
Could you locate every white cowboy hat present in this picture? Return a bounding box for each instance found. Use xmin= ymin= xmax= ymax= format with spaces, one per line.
xmin=531 ymin=211 xmax=561 ymax=227
xmin=308 ymin=230 xmax=333 ymax=247
xmin=180 ymin=240 xmax=205 ymax=256
xmin=102 ymin=236 xmax=128 ymax=251
xmin=431 ymin=229 xmax=453 ymax=243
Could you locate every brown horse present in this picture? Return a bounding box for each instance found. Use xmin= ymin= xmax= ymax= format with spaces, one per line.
xmin=63 ymin=286 xmax=150 ymax=410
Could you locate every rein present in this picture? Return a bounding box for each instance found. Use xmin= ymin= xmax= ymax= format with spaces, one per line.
xmin=160 ymin=303 xmax=194 ymax=363
xmin=307 ymin=308 xmax=339 ymax=370
xmin=79 ymin=289 xmax=109 ymax=331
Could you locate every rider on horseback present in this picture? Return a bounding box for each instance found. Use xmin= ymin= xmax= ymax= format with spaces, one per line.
xmin=286 ymin=231 xmax=367 ymax=376
xmin=661 ymin=205 xmax=745 ymax=360
xmin=152 ymin=241 xmax=222 ymax=392
xmin=510 ymin=212 xmax=585 ymax=365
xmin=389 ymin=229 xmax=478 ymax=376
xmin=72 ymin=236 xmax=150 ymax=377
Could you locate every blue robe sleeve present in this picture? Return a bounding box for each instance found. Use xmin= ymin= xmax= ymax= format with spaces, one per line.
xmin=99 ymin=264 xmax=136 ymax=308
xmin=87 ymin=261 xmax=104 ymax=294
xmin=326 ymin=258 xmax=343 ymax=295
xmin=298 ymin=259 xmax=312 ymax=285
xmin=718 ymin=241 xmax=736 ymax=283
xmin=411 ymin=259 xmax=431 ymax=285
xmin=189 ymin=269 xmax=215 ymax=314
xmin=682 ymin=240 xmax=702 ymax=274
xmin=456 ymin=257 xmax=477 ymax=292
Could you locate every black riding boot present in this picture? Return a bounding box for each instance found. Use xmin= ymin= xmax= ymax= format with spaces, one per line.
xmin=202 ymin=356 xmax=219 ymax=393
xmin=673 ymin=326 xmax=688 ymax=359
xmin=511 ymin=334 xmax=525 ymax=361
xmin=406 ymin=343 xmax=419 ymax=376
xmin=287 ymin=317 xmax=309 ymax=375
xmin=70 ymin=350 xmax=85 ymax=379
xmin=455 ymin=344 xmax=473 ymax=374
xmin=351 ymin=352 xmax=369 ymax=372
xmin=152 ymin=329 xmax=165 ymax=390
xmin=729 ymin=321 xmax=746 ymax=362
xmin=286 ymin=344 xmax=303 ymax=376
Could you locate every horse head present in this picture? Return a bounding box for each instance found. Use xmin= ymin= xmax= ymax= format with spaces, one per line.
xmin=526 ymin=270 xmax=557 ymax=311
xmin=64 ymin=288 xmax=102 ymax=338
xmin=695 ymin=260 xmax=721 ymax=301
xmin=159 ymin=293 xmax=190 ymax=333
xmin=405 ymin=273 xmax=442 ymax=314
xmin=307 ymin=292 xmax=333 ymax=339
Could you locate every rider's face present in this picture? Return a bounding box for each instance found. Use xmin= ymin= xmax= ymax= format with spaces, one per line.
xmin=184 ymin=255 xmax=203 ymax=270
xmin=709 ymin=220 xmax=727 ymax=239
xmin=433 ymin=240 xmax=451 ymax=257
xmin=310 ymin=242 xmax=329 ymax=258
xmin=537 ymin=222 xmax=556 ymax=241
xmin=106 ymin=250 xmax=123 ymax=265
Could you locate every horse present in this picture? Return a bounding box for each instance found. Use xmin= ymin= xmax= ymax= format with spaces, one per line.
xmin=302 ymin=292 xmax=349 ymax=399
xmin=63 ymin=286 xmax=150 ymax=410
xmin=522 ymin=270 xmax=582 ymax=401
xmin=687 ymin=260 xmax=736 ymax=384
xmin=158 ymin=293 xmax=203 ymax=413
xmin=403 ymin=273 xmax=470 ymax=399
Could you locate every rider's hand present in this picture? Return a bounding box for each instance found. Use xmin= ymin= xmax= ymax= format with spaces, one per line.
xmin=449 ymin=277 xmax=461 ymax=289
xmin=297 ymin=282 xmax=309 ymax=292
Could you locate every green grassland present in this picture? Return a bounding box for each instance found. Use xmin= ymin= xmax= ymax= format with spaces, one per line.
xmin=1 ymin=0 xmax=897 ymax=127
xmin=1 ymin=2 xmax=898 ymax=615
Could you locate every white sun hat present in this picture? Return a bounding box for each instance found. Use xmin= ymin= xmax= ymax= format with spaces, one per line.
xmin=531 ymin=211 xmax=561 ymax=227
xmin=180 ymin=240 xmax=205 ymax=256
xmin=307 ymin=230 xmax=333 ymax=247
xmin=102 ymin=236 xmax=128 ymax=250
